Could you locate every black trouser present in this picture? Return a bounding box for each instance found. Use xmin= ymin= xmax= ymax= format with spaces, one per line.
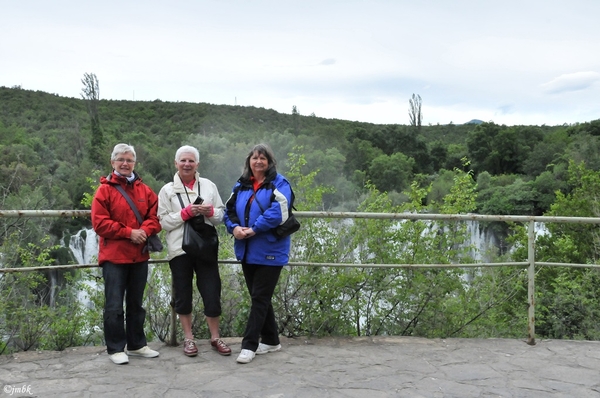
xmin=102 ymin=261 xmax=148 ymax=354
xmin=240 ymin=263 xmax=282 ymax=351
xmin=169 ymin=253 xmax=222 ymax=317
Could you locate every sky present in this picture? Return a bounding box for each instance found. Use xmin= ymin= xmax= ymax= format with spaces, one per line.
xmin=2 ymin=0 xmax=599 ymax=126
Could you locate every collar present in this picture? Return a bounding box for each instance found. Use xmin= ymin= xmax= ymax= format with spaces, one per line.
xmin=114 ymin=170 xmax=136 ymax=183
xmin=250 ymin=176 xmax=263 ymax=191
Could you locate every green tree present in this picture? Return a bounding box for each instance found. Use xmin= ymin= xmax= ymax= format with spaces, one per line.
xmin=531 ymin=170 xmax=564 ymax=214
xmin=467 ymin=122 xmax=504 ymax=174
xmin=368 ymin=152 xmax=415 ymax=193
xmin=522 ymin=127 xmax=570 ymax=176
xmin=445 ymin=143 xmax=469 ymax=171
xmin=544 ymin=160 xmax=600 ymax=262
xmin=511 ymin=160 xmax=600 ymax=339
xmin=343 ymin=164 xmax=479 ymax=337
xmin=429 ymin=140 xmax=448 ymax=171
xmin=477 ymin=177 xmax=536 ymax=216
xmin=291 ymin=105 xmax=300 ymax=135
xmin=565 ymin=133 xmax=600 ymax=171
xmin=467 ymin=123 xmax=543 ymax=176
xmin=1 ymin=238 xmax=102 ymax=353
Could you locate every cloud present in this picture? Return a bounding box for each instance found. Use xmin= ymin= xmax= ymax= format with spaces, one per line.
xmin=318 ymin=58 xmax=336 ymax=66
xmin=541 ymin=71 xmax=600 ymax=94
xmin=2 ymin=1 xmax=600 ymax=127
xmin=496 ymin=104 xmax=515 ymax=115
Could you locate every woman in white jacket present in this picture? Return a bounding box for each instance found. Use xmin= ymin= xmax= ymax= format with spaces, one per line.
xmin=157 ymin=145 xmax=231 ymax=357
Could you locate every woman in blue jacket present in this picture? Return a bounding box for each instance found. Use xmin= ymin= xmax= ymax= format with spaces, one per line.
xmin=224 ymin=143 xmax=292 ymax=364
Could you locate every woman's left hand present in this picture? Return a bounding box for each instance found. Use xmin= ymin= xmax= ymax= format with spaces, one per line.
xmin=190 ymin=204 xmax=212 ymax=217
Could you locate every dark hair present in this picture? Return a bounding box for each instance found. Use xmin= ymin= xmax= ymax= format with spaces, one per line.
xmin=241 ymin=143 xmax=277 ymax=181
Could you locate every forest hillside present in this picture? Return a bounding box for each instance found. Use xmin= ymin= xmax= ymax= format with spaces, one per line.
xmin=3 ymin=85 xmax=598 ymax=224
xmin=3 ymin=85 xmax=600 ymax=350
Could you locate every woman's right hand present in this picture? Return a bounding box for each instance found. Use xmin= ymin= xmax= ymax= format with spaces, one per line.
xmin=130 ymin=228 xmax=147 ymax=245
xmin=233 ymin=226 xmax=254 ymax=240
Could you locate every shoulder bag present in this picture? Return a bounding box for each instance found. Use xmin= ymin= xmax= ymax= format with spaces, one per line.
xmin=255 ymin=187 xmax=300 ymax=239
xmin=176 ymin=180 xmax=219 ymax=260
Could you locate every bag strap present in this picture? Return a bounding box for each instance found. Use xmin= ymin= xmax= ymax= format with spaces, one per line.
xmin=263 ymin=180 xmax=297 ymax=211
xmin=176 ymin=193 xmax=185 ymax=210
xmin=109 ymin=176 xmax=144 ymax=226
xmin=253 ymin=184 xmax=296 ymax=215
xmin=253 ymin=194 xmax=267 ymax=214
xmin=177 ymin=175 xmax=201 ymax=204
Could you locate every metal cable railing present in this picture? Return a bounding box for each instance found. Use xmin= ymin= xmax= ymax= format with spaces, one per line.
xmin=2 ymin=209 xmax=600 ymax=345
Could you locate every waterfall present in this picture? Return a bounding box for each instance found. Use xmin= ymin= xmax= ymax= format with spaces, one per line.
xmin=465 ymin=220 xmax=499 ymax=262
xmin=535 ymin=222 xmax=549 ymax=236
xmin=337 ymin=218 xmax=506 ymax=263
xmin=48 ymin=270 xmax=57 ymax=306
xmin=64 ymin=221 xmax=547 ymax=266
xmin=69 ymin=228 xmax=99 ymax=265
xmin=68 ymin=228 xmax=100 ymax=309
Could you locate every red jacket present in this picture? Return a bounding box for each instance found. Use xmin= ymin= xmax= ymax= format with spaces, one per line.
xmin=91 ymin=171 xmax=161 ymax=265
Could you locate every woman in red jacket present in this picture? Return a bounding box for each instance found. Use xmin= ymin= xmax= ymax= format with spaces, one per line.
xmin=91 ymin=143 xmax=162 ymax=365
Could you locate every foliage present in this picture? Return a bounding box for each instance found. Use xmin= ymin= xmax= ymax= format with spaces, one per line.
xmin=80 ymin=170 xmax=103 ymax=208
xmin=467 ymin=123 xmax=543 ymax=176
xmin=545 ymin=160 xmax=600 ymax=262
xmin=144 ymin=264 xmax=173 ymax=343
xmin=509 ymin=160 xmax=600 ymax=340
xmin=270 ymin=160 xmax=518 ymax=340
xmin=0 ymin=86 xmax=594 ymax=222
xmin=1 ymin=238 xmax=103 ymax=353
xmin=3 ymin=85 xmax=600 ymax=351
xmin=368 ymin=152 xmax=415 ymax=193
xmin=273 ymin=149 xmax=344 ymax=336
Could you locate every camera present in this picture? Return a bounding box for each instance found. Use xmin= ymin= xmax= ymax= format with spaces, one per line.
xmin=193 ymin=196 xmax=204 ymax=205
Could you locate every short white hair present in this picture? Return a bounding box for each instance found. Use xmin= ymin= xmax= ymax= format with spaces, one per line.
xmin=111 ymin=143 xmax=136 ymax=161
xmin=175 ymin=145 xmax=199 ymax=163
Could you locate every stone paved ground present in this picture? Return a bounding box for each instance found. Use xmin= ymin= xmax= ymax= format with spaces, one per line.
xmin=1 ymin=336 xmax=600 ymax=397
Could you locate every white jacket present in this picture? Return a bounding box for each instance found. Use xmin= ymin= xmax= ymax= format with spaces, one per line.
xmin=158 ymin=172 xmax=225 ymax=260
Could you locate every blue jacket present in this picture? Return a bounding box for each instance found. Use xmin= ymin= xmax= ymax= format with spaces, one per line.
xmin=224 ymin=172 xmax=292 ymax=266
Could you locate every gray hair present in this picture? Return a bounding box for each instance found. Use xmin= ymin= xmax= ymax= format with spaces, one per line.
xmin=111 ymin=143 xmax=136 ymax=161
xmin=175 ymin=145 xmax=200 ymax=163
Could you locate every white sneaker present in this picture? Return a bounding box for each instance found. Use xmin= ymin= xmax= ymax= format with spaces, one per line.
xmin=127 ymin=346 xmax=159 ymax=358
xmin=236 ymin=349 xmax=256 ymax=364
xmin=256 ymin=343 xmax=282 ymax=355
xmin=109 ymin=352 xmax=129 ymax=365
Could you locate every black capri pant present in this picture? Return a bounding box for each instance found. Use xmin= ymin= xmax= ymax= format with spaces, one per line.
xmin=169 ymin=253 xmax=222 ymax=317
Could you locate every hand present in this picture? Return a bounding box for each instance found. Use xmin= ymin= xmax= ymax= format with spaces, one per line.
xmin=130 ymin=229 xmax=147 ymax=245
xmin=190 ymin=204 xmax=211 ymax=217
xmin=233 ymin=226 xmax=254 ymax=240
